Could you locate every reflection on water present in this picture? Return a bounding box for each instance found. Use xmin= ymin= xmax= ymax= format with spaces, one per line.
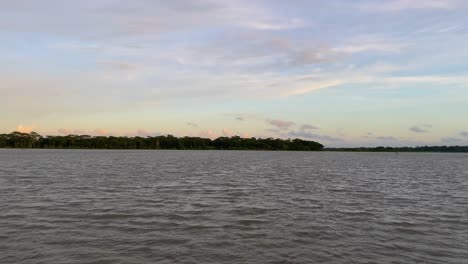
xmin=1 ymin=150 xmax=467 ymax=263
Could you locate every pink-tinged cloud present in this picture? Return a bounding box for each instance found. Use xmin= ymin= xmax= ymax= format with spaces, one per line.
xmin=267 ymin=119 xmax=295 ymax=130
xmin=222 ymin=128 xmax=234 ymax=137
xmin=16 ymin=125 xmax=34 ymax=133
xmin=240 ymin=132 xmax=250 ymax=138
xmin=57 ymin=128 xmax=73 ymax=135
xmin=198 ymin=130 xmax=218 ymax=139
xmin=93 ymin=128 xmax=109 ymax=136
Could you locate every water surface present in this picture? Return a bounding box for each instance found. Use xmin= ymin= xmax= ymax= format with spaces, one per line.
xmin=1 ymin=150 xmax=467 ymax=263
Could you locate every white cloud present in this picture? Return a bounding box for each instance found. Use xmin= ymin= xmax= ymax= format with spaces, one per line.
xmin=245 ymin=18 xmax=306 ymax=30
xmin=282 ymin=80 xmax=344 ymax=97
xmin=333 ymin=42 xmax=404 ymax=54
xmin=360 ymin=0 xmax=461 ymax=12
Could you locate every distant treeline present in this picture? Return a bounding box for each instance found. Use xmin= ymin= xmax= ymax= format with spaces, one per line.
xmin=0 ymin=131 xmax=324 ymax=151
xmin=326 ymin=146 xmax=468 ymax=153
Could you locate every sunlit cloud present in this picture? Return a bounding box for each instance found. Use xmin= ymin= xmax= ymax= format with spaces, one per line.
xmin=332 ymin=42 xmax=404 ymax=54
xmin=198 ymin=130 xmax=217 ymax=139
xmin=16 ymin=125 xmax=35 ymax=133
xmin=240 ymin=132 xmax=250 ymax=138
xmin=93 ymin=129 xmax=110 ymax=136
xmin=222 ymin=128 xmax=234 ymax=137
xmin=282 ymin=80 xmax=344 ymax=97
xmin=57 ymin=128 xmax=73 ymax=135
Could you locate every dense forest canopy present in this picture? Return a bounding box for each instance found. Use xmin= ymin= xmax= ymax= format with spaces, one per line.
xmin=0 ymin=131 xmax=324 ymax=151
xmin=2 ymin=132 xmax=467 ymax=152
xmin=326 ymin=146 xmax=468 ymax=153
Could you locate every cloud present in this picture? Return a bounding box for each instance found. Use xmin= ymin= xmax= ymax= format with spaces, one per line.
xmin=240 ymin=132 xmax=250 ymax=138
xmin=441 ymin=137 xmax=463 ymax=144
xmin=226 ymin=113 xmax=261 ymax=121
xmin=187 ymin=122 xmax=199 ymax=128
xmin=16 ymin=125 xmax=34 ymax=133
xmin=245 ymin=18 xmax=306 ymax=30
xmin=265 ymin=128 xmax=281 ymax=134
xmin=332 ymin=42 xmax=404 ymax=54
xmin=281 ymin=80 xmax=344 ymax=97
xmin=73 ymin=129 xmax=88 ymax=135
xmin=460 ymin=131 xmax=468 ymax=138
xmin=222 ymin=128 xmax=234 ymax=137
xmin=300 ymin=124 xmax=319 ymax=130
xmin=336 ymin=128 xmax=345 ymax=136
xmin=362 ymin=132 xmax=374 ymax=138
xmin=287 ymin=131 xmax=343 ymax=142
xmin=266 ymin=119 xmax=295 ymax=130
xmin=198 ymin=129 xmax=217 ymax=139
xmin=376 ymin=136 xmax=398 ymax=141
xmin=0 ymin=1 xmax=308 ymax=41
xmin=136 ymin=129 xmax=150 ymax=137
xmin=57 ymin=128 xmax=73 ymax=135
xmin=93 ymin=128 xmax=110 ymax=136
xmin=410 ymin=125 xmax=431 ymax=133
xmin=288 ymin=45 xmax=339 ymax=66
xmin=360 ymin=0 xmax=461 ymax=12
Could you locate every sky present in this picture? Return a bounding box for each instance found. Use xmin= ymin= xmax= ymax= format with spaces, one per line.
xmin=1 ymin=0 xmax=468 ymax=147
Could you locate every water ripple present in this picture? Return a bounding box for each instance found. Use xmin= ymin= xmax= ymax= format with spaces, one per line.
xmin=1 ymin=150 xmax=467 ymax=263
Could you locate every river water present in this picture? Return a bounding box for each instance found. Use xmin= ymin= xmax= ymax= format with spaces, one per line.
xmin=1 ymin=149 xmax=467 ymax=263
